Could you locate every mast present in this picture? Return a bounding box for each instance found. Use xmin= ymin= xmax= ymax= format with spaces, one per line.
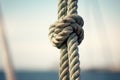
xmin=0 ymin=2 xmax=16 ymax=80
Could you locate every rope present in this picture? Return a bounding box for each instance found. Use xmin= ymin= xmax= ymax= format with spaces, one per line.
xmin=58 ymin=1 xmax=69 ymax=80
xmin=49 ymin=0 xmax=84 ymax=80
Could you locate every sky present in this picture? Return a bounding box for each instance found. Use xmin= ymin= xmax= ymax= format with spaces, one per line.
xmin=0 ymin=0 xmax=120 ymax=71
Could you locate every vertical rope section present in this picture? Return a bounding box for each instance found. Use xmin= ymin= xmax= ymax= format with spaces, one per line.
xmin=49 ymin=0 xmax=84 ymax=80
xmin=67 ymin=0 xmax=83 ymax=80
xmin=58 ymin=0 xmax=67 ymax=19
xmin=67 ymin=0 xmax=78 ymax=15
xmin=58 ymin=1 xmax=69 ymax=79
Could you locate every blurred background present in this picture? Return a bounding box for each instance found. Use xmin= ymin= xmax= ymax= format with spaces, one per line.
xmin=0 ymin=0 xmax=120 ymax=80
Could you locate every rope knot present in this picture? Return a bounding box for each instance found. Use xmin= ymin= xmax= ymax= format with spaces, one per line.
xmin=49 ymin=14 xmax=84 ymax=49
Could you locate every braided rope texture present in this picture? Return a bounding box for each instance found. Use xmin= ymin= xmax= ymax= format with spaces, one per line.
xmin=49 ymin=0 xmax=84 ymax=80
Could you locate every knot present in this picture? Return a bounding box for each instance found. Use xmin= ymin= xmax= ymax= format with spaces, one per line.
xmin=49 ymin=14 xmax=84 ymax=49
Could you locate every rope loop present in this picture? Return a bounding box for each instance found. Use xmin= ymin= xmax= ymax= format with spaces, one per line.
xmin=49 ymin=14 xmax=84 ymax=49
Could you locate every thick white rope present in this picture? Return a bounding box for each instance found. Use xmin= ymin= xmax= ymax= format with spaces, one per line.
xmin=49 ymin=0 xmax=84 ymax=80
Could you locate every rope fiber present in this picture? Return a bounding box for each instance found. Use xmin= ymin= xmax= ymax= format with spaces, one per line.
xmin=49 ymin=0 xmax=84 ymax=80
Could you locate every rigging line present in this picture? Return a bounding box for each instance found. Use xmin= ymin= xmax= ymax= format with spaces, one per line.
xmin=0 ymin=2 xmax=16 ymax=80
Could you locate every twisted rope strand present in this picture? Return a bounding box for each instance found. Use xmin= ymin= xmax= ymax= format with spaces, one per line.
xmin=59 ymin=44 xmax=69 ymax=80
xmin=67 ymin=0 xmax=78 ymax=15
xmin=67 ymin=0 xmax=82 ymax=80
xmin=58 ymin=0 xmax=68 ymax=19
xmin=67 ymin=33 xmax=80 ymax=80
xmin=58 ymin=0 xmax=70 ymax=80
